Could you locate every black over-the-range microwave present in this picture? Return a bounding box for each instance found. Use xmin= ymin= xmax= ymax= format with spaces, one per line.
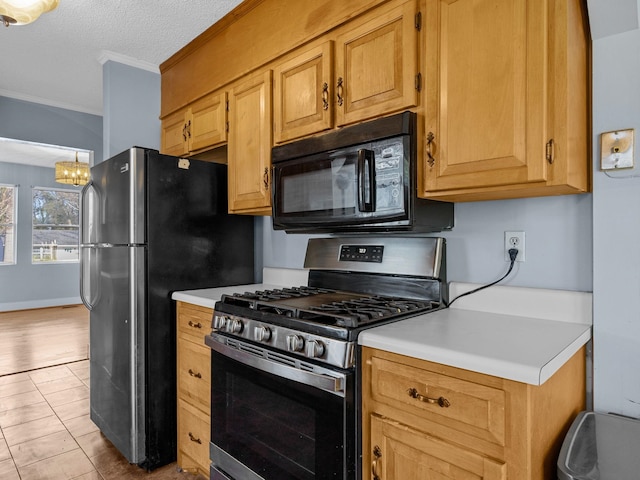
xmin=271 ymin=111 xmax=454 ymax=233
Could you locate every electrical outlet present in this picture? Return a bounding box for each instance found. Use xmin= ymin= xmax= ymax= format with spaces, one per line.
xmin=504 ymin=231 xmax=525 ymax=262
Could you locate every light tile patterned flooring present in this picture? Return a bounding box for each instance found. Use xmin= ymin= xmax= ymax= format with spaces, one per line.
xmin=0 ymin=361 xmax=204 ymax=480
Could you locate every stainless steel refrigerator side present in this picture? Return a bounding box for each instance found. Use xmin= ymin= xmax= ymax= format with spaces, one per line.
xmin=130 ymin=244 xmax=147 ymax=464
xmin=129 ymin=147 xmax=147 ymax=464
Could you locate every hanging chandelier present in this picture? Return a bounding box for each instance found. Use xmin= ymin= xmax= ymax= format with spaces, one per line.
xmin=0 ymin=0 xmax=59 ymax=27
xmin=55 ymin=152 xmax=89 ymax=186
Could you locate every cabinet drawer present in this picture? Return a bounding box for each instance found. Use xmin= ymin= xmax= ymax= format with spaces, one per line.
xmin=177 ymin=398 xmax=211 ymax=474
xmin=368 ymin=353 xmax=506 ymax=446
xmin=369 ymin=414 xmax=506 ymax=480
xmin=178 ymin=338 xmax=211 ymax=411
xmin=177 ymin=302 xmax=213 ymax=343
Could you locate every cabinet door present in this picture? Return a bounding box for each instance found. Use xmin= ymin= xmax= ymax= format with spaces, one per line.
xmin=190 ymin=91 xmax=228 ymax=152
xmin=177 ymin=398 xmax=211 ymax=476
xmin=335 ymin=0 xmax=419 ymax=127
xmin=423 ymin=0 xmax=547 ymax=196
xmin=177 ymin=338 xmax=211 ymax=413
xmin=228 ymin=70 xmax=273 ymax=214
xmin=273 ymin=41 xmax=333 ymax=143
xmin=161 ymin=108 xmax=189 ymax=156
xmin=368 ymin=415 xmax=506 ymax=480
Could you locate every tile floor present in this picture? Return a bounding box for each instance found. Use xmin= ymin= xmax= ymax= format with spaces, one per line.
xmin=0 ymin=361 xmax=204 ymax=480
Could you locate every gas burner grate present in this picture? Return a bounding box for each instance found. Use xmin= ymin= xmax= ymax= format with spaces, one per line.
xmin=232 ymin=286 xmax=333 ymax=302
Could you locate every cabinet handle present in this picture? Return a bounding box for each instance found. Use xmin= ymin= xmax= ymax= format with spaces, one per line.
xmin=322 ymin=82 xmax=329 ymax=111
xmin=426 ymin=131 xmax=436 ymax=167
xmin=407 ymin=387 xmax=451 ymax=408
xmin=372 ymin=445 xmax=382 ymax=480
xmin=188 ymin=432 xmax=202 ymax=444
xmin=188 ymin=369 xmax=202 ymax=379
xmin=337 ymin=77 xmax=344 ymax=107
xmin=186 ymin=119 xmax=192 ymax=139
xmin=263 ymin=167 xmax=269 ymax=189
xmin=546 ymin=138 xmax=555 ymax=164
xmin=182 ymin=123 xmax=188 ymax=141
xmin=188 ymin=320 xmax=202 ymax=329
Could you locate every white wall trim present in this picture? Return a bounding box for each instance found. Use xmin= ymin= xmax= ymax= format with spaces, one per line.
xmin=0 ymin=90 xmax=102 ymax=117
xmin=98 ymin=50 xmax=159 ymax=74
xmin=0 ymin=297 xmax=83 ymax=313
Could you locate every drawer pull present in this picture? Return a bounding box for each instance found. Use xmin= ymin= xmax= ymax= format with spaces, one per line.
xmin=407 ymin=387 xmax=451 ymax=408
xmin=188 ymin=369 xmax=202 ymax=379
xmin=188 ymin=432 xmax=202 ymax=444
xmin=372 ymin=445 xmax=382 ymax=480
xmin=188 ymin=320 xmax=202 ymax=329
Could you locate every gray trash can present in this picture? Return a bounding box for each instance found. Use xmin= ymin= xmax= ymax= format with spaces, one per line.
xmin=558 ymin=410 xmax=640 ymax=479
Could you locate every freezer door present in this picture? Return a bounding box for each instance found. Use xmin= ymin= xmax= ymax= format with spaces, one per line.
xmin=89 ymin=245 xmax=146 ymax=464
xmin=84 ymin=148 xmax=146 ymax=245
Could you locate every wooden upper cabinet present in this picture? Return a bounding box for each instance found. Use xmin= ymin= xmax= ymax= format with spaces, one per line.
xmin=422 ymin=0 xmax=590 ymax=201
xmin=161 ymin=90 xmax=228 ymax=156
xmin=335 ymin=0 xmax=420 ymax=127
xmin=190 ymin=91 xmax=228 ymax=152
xmin=162 ymin=106 xmax=191 ymax=156
xmin=273 ymin=41 xmax=333 ymax=144
xmin=228 ymin=70 xmax=273 ymax=215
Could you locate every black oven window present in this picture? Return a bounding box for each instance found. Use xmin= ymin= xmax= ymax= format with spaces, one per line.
xmin=211 ymin=350 xmax=353 ymax=480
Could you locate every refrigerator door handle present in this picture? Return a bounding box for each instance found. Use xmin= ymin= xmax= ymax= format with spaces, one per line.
xmin=80 ymin=180 xmax=97 ymax=311
xmin=79 ymin=246 xmax=97 ymax=311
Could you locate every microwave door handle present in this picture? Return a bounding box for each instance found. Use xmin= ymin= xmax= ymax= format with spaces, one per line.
xmin=357 ymin=148 xmax=376 ymax=212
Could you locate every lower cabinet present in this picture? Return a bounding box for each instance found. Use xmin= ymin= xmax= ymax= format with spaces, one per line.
xmin=362 ymin=346 xmax=586 ymax=480
xmin=176 ymin=301 xmax=213 ymax=477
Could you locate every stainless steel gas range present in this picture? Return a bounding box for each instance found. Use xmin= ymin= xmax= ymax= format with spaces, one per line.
xmin=205 ymin=236 xmax=447 ymax=480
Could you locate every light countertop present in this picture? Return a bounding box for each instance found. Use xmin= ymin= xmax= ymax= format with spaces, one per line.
xmin=171 ymin=267 xmax=309 ymax=309
xmin=358 ymin=282 xmax=592 ymax=386
xmin=173 ymin=275 xmax=592 ymax=386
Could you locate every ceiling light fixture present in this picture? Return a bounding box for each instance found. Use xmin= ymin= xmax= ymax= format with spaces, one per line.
xmin=55 ymin=152 xmax=89 ymax=186
xmin=0 ymin=0 xmax=59 ymax=27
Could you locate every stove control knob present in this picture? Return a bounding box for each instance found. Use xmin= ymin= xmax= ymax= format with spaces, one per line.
xmin=254 ymin=325 xmax=272 ymax=342
xmin=305 ymin=340 xmax=325 ymax=358
xmin=286 ymin=334 xmax=304 ymax=352
xmin=213 ymin=315 xmax=228 ymax=330
xmin=228 ymin=319 xmax=244 ymax=334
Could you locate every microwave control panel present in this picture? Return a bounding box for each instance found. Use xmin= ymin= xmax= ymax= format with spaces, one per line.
xmin=372 ymin=138 xmax=405 ymax=210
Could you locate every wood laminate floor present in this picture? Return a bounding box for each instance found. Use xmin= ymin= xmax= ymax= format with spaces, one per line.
xmin=0 ymin=306 xmax=204 ymax=480
xmin=0 ymin=305 xmax=90 ymax=377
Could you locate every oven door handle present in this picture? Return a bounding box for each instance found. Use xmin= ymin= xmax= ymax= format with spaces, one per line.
xmin=206 ymin=335 xmax=346 ymax=396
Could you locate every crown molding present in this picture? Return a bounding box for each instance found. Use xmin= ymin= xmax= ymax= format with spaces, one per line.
xmin=98 ymin=50 xmax=160 ymax=74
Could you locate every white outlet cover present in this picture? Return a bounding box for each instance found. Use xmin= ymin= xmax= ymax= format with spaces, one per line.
xmin=504 ymin=231 xmax=525 ymax=262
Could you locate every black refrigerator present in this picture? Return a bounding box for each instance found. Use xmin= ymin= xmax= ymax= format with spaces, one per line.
xmin=79 ymin=147 xmax=254 ymax=470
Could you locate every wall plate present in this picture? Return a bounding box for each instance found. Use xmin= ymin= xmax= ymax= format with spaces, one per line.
xmin=601 ymin=129 xmax=634 ymax=170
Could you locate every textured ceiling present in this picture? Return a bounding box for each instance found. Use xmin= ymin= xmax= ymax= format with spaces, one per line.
xmin=0 ymin=0 xmax=244 ymax=116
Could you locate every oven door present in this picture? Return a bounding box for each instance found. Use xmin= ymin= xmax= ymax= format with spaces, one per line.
xmin=206 ymin=334 xmax=355 ymax=480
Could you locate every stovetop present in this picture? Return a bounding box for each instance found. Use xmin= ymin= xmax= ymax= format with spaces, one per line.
xmin=209 ymin=236 xmax=447 ymax=369
xmin=218 ymin=286 xmax=439 ymax=329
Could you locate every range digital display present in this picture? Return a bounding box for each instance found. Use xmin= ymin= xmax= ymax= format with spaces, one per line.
xmin=339 ymin=245 xmax=384 ymax=263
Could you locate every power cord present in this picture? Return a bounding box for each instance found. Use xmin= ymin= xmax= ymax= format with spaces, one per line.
xmin=445 ymin=248 xmax=518 ymax=308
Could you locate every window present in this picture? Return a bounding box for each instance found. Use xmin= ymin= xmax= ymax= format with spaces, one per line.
xmin=0 ymin=184 xmax=17 ymax=265
xmin=32 ymin=187 xmax=80 ymax=263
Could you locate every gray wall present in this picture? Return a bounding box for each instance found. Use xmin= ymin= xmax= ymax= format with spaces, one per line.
xmin=592 ymin=27 xmax=640 ymax=417
xmin=259 ymin=195 xmax=593 ymax=291
xmin=102 ymin=61 xmax=161 ymax=160
xmin=0 ymin=96 xmax=102 ymax=311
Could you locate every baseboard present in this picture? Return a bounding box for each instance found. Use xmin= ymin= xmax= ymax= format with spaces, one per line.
xmin=0 ymin=297 xmax=83 ymax=313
